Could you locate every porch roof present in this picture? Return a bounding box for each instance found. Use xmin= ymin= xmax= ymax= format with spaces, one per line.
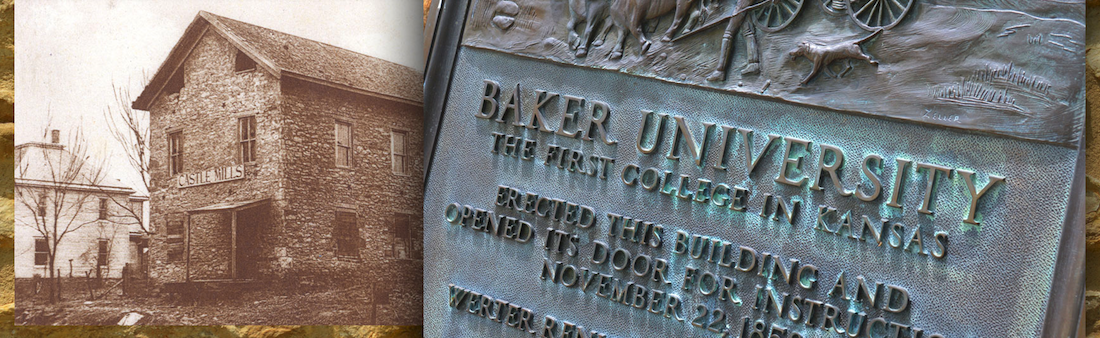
xmin=186 ymin=198 xmax=270 ymax=214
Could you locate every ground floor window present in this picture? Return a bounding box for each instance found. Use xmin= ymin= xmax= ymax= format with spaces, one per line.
xmin=97 ymin=239 xmax=108 ymax=267
xmin=34 ymin=237 xmax=47 ymax=266
xmin=167 ymin=219 xmax=184 ymax=262
xmin=334 ymin=210 xmax=359 ymax=258
xmin=389 ymin=213 xmax=415 ymax=259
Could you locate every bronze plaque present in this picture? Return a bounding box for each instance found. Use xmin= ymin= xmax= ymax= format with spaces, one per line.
xmin=424 ymin=1 xmax=1086 ymax=337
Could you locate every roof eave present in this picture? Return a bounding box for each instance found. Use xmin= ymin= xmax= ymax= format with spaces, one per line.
xmin=281 ymin=71 xmax=423 ymax=107
xmin=15 ymin=178 xmax=138 ymax=195
xmin=133 ymin=14 xmax=208 ymax=111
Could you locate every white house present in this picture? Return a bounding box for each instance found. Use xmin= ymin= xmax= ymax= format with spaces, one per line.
xmin=14 ymin=130 xmax=147 ymax=280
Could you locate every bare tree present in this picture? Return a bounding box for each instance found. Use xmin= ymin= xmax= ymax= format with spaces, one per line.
xmin=103 ymin=80 xmax=151 ymax=233
xmin=15 ymin=126 xmax=109 ymax=303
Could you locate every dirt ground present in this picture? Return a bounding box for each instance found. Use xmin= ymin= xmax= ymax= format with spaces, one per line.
xmin=15 ymin=283 xmax=389 ymax=326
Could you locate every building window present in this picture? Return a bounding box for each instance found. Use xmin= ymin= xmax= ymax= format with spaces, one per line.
xmin=333 ymin=211 xmax=359 ymax=258
xmin=98 ymin=197 xmax=108 ymax=220
xmin=130 ymin=200 xmax=143 ymax=224
xmin=391 ymin=130 xmax=408 ymax=175
xmin=239 ymin=116 xmax=257 ymax=163
xmin=335 ymin=121 xmax=352 ymax=167
xmin=389 ymin=214 xmax=412 ymax=259
xmin=165 ymin=70 xmax=184 ymax=96
xmin=168 ymin=131 xmax=183 ymax=175
xmin=36 ymin=192 xmax=47 ymax=217
xmin=234 ymin=49 xmax=256 ymax=72
xmin=97 ymin=239 xmax=108 ymax=267
xmin=167 ymin=220 xmax=184 ymax=262
xmin=34 ymin=237 xmax=47 ymax=266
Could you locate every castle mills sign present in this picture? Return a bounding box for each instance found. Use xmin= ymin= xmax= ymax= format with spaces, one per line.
xmin=423 ymin=1 xmax=1086 ymax=337
xmin=175 ymin=165 xmax=245 ymax=189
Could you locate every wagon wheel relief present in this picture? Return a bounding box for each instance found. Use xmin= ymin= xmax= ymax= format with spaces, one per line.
xmin=752 ymin=0 xmax=805 ymax=33
xmin=845 ymin=0 xmax=912 ymax=31
xmin=820 ymin=0 xmax=847 ymax=16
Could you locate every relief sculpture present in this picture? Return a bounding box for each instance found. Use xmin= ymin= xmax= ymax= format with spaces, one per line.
xmin=788 ymin=28 xmax=880 ymax=85
xmin=462 ymin=0 xmax=1085 ymax=147
xmin=566 ymin=0 xmax=612 ymax=57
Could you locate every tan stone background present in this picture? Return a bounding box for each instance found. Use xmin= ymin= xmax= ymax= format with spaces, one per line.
xmin=0 ymin=0 xmax=1092 ymax=336
xmin=1086 ymin=1 xmax=1100 ymax=335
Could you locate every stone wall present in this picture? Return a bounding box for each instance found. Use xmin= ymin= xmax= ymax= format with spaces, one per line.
xmin=147 ymin=28 xmax=285 ymax=283
xmin=186 ymin=212 xmax=231 ymax=280
xmin=279 ymin=77 xmax=424 ymax=324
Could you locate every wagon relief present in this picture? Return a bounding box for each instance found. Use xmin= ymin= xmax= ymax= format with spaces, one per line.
xmin=563 ymin=0 xmax=912 ymax=85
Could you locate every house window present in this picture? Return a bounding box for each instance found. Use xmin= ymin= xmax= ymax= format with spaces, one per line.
xmin=239 ymin=116 xmax=257 ymax=163
xmin=167 ymin=220 xmax=184 ymax=262
xmin=36 ymin=192 xmax=47 ymax=217
xmin=97 ymin=239 xmax=108 ymax=267
xmin=234 ymin=49 xmax=256 ymax=72
xmin=34 ymin=237 xmax=47 ymax=266
xmin=168 ymin=131 xmax=183 ymax=175
xmin=98 ymin=197 xmax=108 ymax=220
xmin=389 ymin=214 xmax=412 ymax=259
xmin=333 ymin=210 xmax=359 ymax=258
xmin=391 ymin=130 xmax=408 ymax=175
xmin=335 ymin=121 xmax=352 ymax=167
xmin=130 ymin=200 xmax=143 ymax=224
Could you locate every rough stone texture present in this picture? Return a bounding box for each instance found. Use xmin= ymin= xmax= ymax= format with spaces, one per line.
xmin=147 ymin=27 xmax=286 ymax=283
xmin=280 ymin=77 xmax=424 ymax=301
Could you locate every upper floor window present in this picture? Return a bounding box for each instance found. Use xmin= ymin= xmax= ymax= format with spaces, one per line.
xmin=239 ymin=116 xmax=257 ymax=163
xmin=335 ymin=121 xmax=352 ymax=167
xmin=391 ymin=130 xmax=408 ymax=176
xmin=130 ymin=200 xmax=143 ymax=224
xmin=36 ymin=192 xmax=47 ymax=217
xmin=165 ymin=70 xmax=184 ymax=96
xmin=234 ymin=50 xmax=256 ymax=72
xmin=168 ymin=131 xmax=183 ymax=175
xmin=98 ymin=197 xmax=108 ymax=220
xmin=333 ymin=210 xmax=359 ymax=258
xmin=34 ymin=237 xmax=47 ymax=266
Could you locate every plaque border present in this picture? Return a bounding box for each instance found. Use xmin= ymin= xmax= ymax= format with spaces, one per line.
xmin=422 ymin=1 xmax=1087 ymax=336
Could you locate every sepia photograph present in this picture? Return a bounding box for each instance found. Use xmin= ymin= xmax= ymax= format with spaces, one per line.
xmin=14 ymin=0 xmax=424 ymax=326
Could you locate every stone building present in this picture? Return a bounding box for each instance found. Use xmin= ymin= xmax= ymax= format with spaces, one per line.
xmin=14 ymin=131 xmax=147 ymax=282
xmin=132 ymin=12 xmax=423 ymax=322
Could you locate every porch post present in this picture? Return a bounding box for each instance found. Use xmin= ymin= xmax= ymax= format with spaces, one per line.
xmin=231 ymin=209 xmax=238 ymax=279
xmin=185 ymin=213 xmax=191 ymax=282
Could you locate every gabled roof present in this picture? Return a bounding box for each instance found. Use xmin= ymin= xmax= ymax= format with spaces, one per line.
xmin=133 ymin=11 xmax=423 ymax=110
